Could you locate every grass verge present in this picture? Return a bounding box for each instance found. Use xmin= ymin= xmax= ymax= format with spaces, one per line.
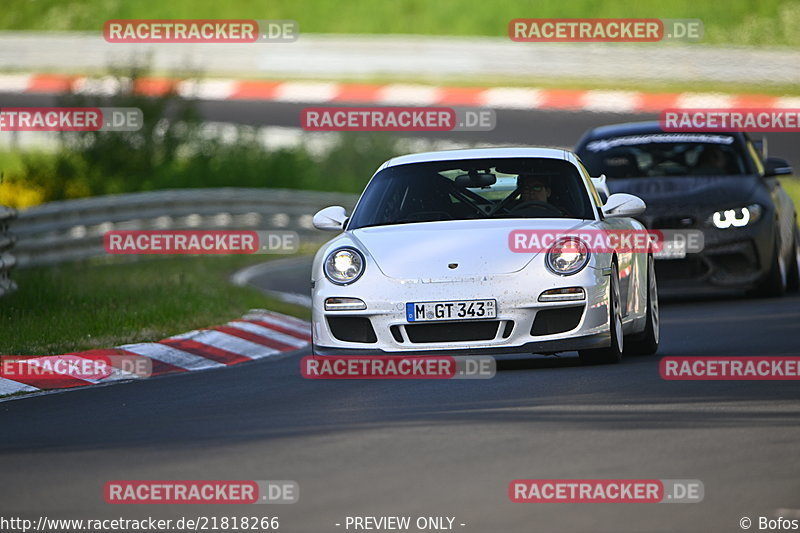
xmin=2 ymin=0 xmax=800 ymax=48
xmin=0 ymin=254 xmax=312 ymax=356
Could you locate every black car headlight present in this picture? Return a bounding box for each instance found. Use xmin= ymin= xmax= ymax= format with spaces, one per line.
xmin=709 ymin=204 xmax=762 ymax=229
xmin=324 ymin=247 xmax=365 ymax=285
xmin=546 ymin=237 xmax=590 ymax=276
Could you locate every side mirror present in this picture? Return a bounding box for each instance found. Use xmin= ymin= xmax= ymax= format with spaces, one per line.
xmin=591 ymin=174 xmax=610 ymax=203
xmin=764 ymin=157 xmax=793 ymax=177
xmin=313 ymin=206 xmax=348 ymax=231
xmin=602 ymin=193 xmax=646 ymax=218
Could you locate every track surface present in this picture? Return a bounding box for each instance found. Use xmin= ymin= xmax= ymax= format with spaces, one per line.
xmin=1 ymin=97 xmax=800 ymax=533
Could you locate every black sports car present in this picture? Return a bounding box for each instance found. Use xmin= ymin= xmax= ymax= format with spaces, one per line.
xmin=576 ymin=121 xmax=800 ymax=296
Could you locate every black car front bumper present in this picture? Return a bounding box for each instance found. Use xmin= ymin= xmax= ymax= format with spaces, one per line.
xmin=654 ymin=219 xmax=775 ymax=290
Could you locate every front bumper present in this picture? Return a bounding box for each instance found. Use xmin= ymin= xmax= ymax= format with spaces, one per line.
xmin=312 ymin=265 xmax=613 ymax=356
xmin=654 ymin=220 xmax=774 ymax=290
xmin=312 ymin=332 xmax=609 ymax=356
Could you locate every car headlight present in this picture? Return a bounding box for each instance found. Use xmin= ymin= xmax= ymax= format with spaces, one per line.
xmin=546 ymin=237 xmax=590 ymax=276
xmin=324 ymin=247 xmax=365 ymax=285
xmin=709 ymin=204 xmax=762 ymax=229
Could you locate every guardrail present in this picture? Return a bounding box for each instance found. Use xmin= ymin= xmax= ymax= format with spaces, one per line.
xmin=11 ymin=188 xmax=360 ymax=268
xmin=0 ymin=205 xmax=18 ymax=297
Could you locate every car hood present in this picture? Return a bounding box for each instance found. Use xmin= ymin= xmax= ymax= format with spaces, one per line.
xmin=350 ymin=218 xmax=593 ymax=279
xmin=607 ymin=174 xmax=760 ymax=210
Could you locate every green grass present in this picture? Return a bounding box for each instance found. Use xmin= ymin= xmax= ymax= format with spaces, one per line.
xmin=0 ymin=254 xmax=312 ymax=356
xmin=2 ymin=0 xmax=800 ymax=47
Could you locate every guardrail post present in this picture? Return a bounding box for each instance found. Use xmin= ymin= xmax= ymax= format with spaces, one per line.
xmin=0 ymin=205 xmax=18 ymax=297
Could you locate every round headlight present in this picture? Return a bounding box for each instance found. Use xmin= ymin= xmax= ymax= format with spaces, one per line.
xmin=546 ymin=237 xmax=590 ymax=276
xmin=324 ymin=247 xmax=365 ymax=285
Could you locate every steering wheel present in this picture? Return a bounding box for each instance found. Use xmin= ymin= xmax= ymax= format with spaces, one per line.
xmin=508 ymin=201 xmax=565 ymax=216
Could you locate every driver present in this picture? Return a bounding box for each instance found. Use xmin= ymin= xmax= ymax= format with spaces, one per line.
xmin=695 ymin=145 xmax=729 ymax=173
xmin=517 ymin=174 xmax=552 ymax=203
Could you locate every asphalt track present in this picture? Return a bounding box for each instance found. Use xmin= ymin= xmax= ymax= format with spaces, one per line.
xmin=1 ymin=94 xmax=800 ymax=533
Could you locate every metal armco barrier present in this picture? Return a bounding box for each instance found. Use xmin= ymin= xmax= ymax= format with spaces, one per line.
xmin=0 ymin=205 xmax=17 ymax=297
xmin=11 ymin=188 xmax=359 ymax=268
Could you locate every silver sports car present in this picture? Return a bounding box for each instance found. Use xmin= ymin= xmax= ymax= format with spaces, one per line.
xmin=310 ymin=147 xmax=659 ymax=364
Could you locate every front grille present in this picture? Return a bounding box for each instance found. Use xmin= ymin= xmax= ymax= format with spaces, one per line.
xmin=327 ymin=316 xmax=377 ymax=343
xmin=531 ymin=307 xmax=584 ymax=336
xmin=711 ymin=252 xmax=757 ymax=277
xmin=707 ymin=241 xmax=759 ymax=280
xmin=405 ymin=320 xmax=500 ymax=343
xmin=654 ymin=257 xmax=709 ymax=281
xmin=390 ymin=325 xmax=404 ymax=343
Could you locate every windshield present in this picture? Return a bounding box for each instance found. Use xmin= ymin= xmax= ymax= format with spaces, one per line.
xmin=347 ymin=157 xmax=595 ymax=230
xmin=578 ymin=133 xmax=748 ymax=177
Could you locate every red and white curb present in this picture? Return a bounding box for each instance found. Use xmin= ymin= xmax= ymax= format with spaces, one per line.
xmin=1 ymin=73 xmax=798 ymax=114
xmin=0 ymin=310 xmax=310 ymax=398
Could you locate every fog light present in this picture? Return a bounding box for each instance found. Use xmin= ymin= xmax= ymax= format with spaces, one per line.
xmin=325 ymin=297 xmax=367 ymax=311
xmin=538 ymin=287 xmax=586 ymax=302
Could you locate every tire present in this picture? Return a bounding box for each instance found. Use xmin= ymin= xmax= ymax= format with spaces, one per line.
xmin=751 ymin=236 xmax=787 ymax=298
xmin=787 ymin=227 xmax=800 ymax=294
xmin=579 ymin=262 xmax=623 ymax=365
xmin=625 ymin=255 xmax=660 ymax=356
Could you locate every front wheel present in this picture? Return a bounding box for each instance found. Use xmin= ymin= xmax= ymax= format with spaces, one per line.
xmin=625 ymin=255 xmax=660 ymax=356
xmin=579 ymin=262 xmax=623 ymax=365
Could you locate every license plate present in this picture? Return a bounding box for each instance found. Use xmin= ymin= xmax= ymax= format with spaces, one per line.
xmin=655 ymin=239 xmax=687 ymax=260
xmin=406 ymin=299 xmax=497 ymax=322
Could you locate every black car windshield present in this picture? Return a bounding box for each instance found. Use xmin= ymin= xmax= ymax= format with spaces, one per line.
xmin=347 ymin=157 xmax=595 ymax=230
xmin=578 ymin=133 xmax=748 ymax=178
